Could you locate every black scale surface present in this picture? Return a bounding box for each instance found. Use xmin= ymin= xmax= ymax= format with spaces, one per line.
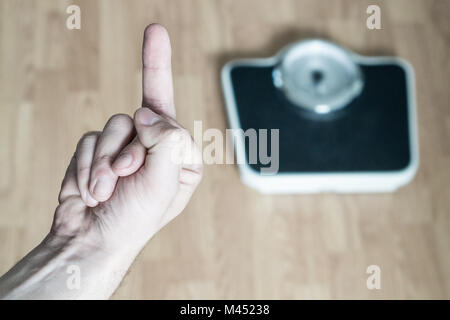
xmin=229 ymin=64 xmax=411 ymax=173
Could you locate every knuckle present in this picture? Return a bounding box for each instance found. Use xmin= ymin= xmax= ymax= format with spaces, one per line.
xmin=145 ymin=98 xmax=172 ymax=111
xmin=78 ymin=132 xmax=98 ymax=149
xmin=107 ymin=113 xmax=133 ymax=130
xmin=58 ymin=189 xmax=67 ymax=203
xmin=163 ymin=127 xmax=188 ymax=144
xmin=82 ymin=131 xmax=99 ymax=139
xmin=97 ymin=154 xmax=113 ymax=162
xmin=92 ymin=154 xmax=113 ymax=168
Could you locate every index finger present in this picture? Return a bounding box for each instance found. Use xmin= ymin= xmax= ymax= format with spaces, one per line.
xmin=142 ymin=23 xmax=176 ymax=118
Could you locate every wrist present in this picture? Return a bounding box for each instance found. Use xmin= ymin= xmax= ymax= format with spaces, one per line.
xmin=19 ymin=231 xmax=135 ymax=299
xmin=0 ymin=201 xmax=140 ymax=299
xmin=50 ymin=198 xmax=141 ymax=261
xmin=89 ymin=201 xmax=158 ymax=255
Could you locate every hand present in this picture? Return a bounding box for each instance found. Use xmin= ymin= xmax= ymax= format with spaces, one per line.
xmin=55 ymin=24 xmax=202 ymax=254
xmin=0 ymin=24 xmax=201 ymax=300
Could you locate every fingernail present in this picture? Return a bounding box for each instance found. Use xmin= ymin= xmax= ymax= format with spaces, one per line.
xmin=137 ymin=108 xmax=160 ymax=126
xmin=114 ymin=153 xmax=133 ymax=169
xmin=92 ymin=176 xmax=113 ymax=198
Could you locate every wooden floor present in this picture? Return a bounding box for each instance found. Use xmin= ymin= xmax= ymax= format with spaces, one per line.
xmin=1 ymin=0 xmax=449 ymax=299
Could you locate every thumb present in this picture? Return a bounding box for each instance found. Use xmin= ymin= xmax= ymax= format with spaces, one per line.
xmin=133 ymin=107 xmax=186 ymax=186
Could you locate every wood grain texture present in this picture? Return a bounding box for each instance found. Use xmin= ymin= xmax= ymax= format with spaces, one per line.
xmin=0 ymin=0 xmax=449 ymax=299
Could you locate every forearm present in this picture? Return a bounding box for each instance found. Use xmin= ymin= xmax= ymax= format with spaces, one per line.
xmin=0 ymin=223 xmax=138 ymax=299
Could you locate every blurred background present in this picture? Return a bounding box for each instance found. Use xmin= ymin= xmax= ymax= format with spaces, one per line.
xmin=0 ymin=0 xmax=449 ymax=299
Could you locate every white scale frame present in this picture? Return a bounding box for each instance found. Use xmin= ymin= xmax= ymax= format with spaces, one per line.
xmin=221 ymin=48 xmax=419 ymax=194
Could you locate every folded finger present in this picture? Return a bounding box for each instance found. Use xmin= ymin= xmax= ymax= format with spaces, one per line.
xmin=112 ymin=135 xmax=147 ymax=177
xmin=75 ymin=132 xmax=101 ymax=207
xmin=134 ymin=107 xmax=185 ymax=197
xmin=89 ymin=114 xmax=135 ymax=202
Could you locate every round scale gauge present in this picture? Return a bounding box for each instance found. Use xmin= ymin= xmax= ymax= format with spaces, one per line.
xmin=273 ymin=40 xmax=364 ymax=114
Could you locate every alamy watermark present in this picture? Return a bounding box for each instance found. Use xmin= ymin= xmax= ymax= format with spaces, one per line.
xmin=366 ymin=5 xmax=381 ymax=30
xmin=366 ymin=265 xmax=381 ymax=290
xmin=67 ymin=4 xmax=381 ymax=31
xmin=170 ymin=121 xmax=280 ymax=175
xmin=66 ymin=264 xmax=81 ymax=290
xmin=66 ymin=5 xmax=81 ymax=30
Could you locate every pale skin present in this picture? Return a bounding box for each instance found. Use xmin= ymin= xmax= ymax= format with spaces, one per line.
xmin=0 ymin=24 xmax=203 ymax=299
